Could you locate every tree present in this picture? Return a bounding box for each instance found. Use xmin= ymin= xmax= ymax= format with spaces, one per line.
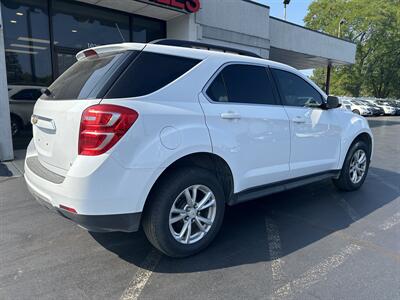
xmin=304 ymin=0 xmax=400 ymax=98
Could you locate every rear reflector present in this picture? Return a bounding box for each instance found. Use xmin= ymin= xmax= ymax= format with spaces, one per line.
xmin=59 ymin=205 xmax=77 ymax=214
xmin=79 ymin=104 xmax=138 ymax=156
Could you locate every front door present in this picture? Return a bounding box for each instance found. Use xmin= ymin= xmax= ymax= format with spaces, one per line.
xmin=271 ymin=68 xmax=342 ymax=178
xmin=199 ymin=63 xmax=291 ymax=193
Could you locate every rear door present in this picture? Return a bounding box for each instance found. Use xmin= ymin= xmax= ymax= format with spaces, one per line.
xmin=199 ymin=63 xmax=290 ymax=192
xmin=32 ymin=50 xmax=136 ymax=175
xmin=270 ymin=68 xmax=342 ymax=178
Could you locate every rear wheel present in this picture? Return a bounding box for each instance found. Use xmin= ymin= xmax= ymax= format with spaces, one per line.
xmin=333 ymin=140 xmax=370 ymax=191
xmin=352 ymin=109 xmax=360 ymax=115
xmin=142 ymin=167 xmax=225 ymax=257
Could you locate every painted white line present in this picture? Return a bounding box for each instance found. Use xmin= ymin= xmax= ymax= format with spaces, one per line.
xmin=120 ymin=249 xmax=161 ymax=300
xmin=272 ymin=244 xmax=362 ymax=300
xmin=336 ymin=196 xmax=360 ymax=222
xmin=265 ymin=217 xmax=291 ymax=299
xmin=379 ymin=212 xmax=400 ymax=231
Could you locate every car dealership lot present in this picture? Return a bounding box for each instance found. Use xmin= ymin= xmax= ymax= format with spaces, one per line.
xmin=1 ymin=117 xmax=399 ymax=300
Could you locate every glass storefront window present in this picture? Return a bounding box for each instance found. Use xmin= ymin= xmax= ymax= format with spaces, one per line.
xmin=52 ymin=0 xmax=129 ymax=48
xmin=51 ymin=0 xmax=130 ymax=76
xmin=1 ymin=0 xmax=52 ymax=86
xmin=132 ymin=15 xmax=166 ymax=43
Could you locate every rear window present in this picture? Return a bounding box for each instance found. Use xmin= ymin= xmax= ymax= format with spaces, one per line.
xmin=105 ymin=52 xmax=201 ymax=98
xmin=43 ymin=52 xmax=134 ymax=100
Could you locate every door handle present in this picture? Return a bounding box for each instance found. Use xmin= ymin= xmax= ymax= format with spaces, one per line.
xmin=292 ymin=116 xmax=306 ymax=124
xmin=220 ymin=112 xmax=241 ymax=120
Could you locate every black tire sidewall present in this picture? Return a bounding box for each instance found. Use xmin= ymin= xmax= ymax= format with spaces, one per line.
xmin=340 ymin=140 xmax=370 ymax=190
xmin=144 ymin=167 xmax=225 ymax=257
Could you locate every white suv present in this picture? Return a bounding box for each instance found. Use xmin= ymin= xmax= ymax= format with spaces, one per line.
xmin=25 ymin=41 xmax=373 ymax=257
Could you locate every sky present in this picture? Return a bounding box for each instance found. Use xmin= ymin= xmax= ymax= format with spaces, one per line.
xmin=256 ymin=0 xmax=313 ymax=25
xmin=255 ymin=0 xmax=314 ymax=76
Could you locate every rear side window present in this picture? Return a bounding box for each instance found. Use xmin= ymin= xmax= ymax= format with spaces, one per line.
xmin=206 ymin=64 xmax=276 ymax=105
xmin=106 ymin=52 xmax=201 ymax=98
xmin=44 ymin=52 xmax=133 ymax=100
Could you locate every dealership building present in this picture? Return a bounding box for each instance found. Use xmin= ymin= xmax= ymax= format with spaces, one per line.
xmin=0 ymin=0 xmax=356 ymax=161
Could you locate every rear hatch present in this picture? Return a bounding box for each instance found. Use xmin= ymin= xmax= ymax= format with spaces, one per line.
xmin=32 ymin=44 xmax=143 ymax=175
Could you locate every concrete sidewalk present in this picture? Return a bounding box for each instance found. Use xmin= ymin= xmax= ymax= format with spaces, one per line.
xmin=0 ymin=149 xmax=25 ymax=179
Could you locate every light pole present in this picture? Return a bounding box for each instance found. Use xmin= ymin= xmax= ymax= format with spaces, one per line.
xmin=283 ymin=0 xmax=291 ymax=21
xmin=338 ymin=18 xmax=346 ymax=38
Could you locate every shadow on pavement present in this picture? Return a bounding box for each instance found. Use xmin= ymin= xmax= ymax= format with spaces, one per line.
xmin=90 ymin=166 xmax=399 ymax=273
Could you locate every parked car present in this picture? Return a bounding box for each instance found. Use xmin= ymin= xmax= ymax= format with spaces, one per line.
xmin=374 ymin=100 xmax=396 ymax=115
xmin=357 ymin=99 xmax=384 ymax=116
xmin=8 ymin=85 xmax=44 ymax=136
xmin=24 ymin=41 xmax=373 ymax=257
xmin=341 ymin=99 xmax=373 ymax=116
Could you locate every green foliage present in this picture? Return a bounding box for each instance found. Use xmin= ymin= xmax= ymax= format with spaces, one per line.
xmin=305 ymin=0 xmax=400 ymax=98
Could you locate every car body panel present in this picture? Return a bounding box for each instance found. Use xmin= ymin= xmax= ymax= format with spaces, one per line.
xmin=24 ymin=42 xmax=374 ymax=231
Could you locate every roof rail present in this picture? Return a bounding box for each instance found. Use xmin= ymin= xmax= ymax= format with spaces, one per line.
xmin=150 ymin=39 xmax=262 ymax=58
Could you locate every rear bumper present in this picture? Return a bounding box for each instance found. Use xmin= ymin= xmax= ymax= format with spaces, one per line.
xmin=24 ymin=140 xmax=159 ymax=233
xmin=26 ymin=176 xmax=142 ymax=232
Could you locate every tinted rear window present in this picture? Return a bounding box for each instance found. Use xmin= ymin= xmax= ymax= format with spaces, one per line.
xmin=43 ymin=52 xmax=132 ymax=100
xmin=105 ymin=52 xmax=201 ymax=98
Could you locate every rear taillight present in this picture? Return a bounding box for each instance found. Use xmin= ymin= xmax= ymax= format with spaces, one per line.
xmin=79 ymin=104 xmax=138 ymax=156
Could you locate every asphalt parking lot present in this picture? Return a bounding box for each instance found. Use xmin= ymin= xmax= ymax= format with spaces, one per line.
xmin=1 ymin=116 xmax=399 ymax=300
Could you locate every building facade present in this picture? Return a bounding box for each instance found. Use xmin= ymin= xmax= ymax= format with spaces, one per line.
xmin=0 ymin=0 xmax=356 ymax=160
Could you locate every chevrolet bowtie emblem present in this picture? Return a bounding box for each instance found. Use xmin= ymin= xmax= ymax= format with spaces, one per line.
xmin=31 ymin=115 xmax=38 ymax=125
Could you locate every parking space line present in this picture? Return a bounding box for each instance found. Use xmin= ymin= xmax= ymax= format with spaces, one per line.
xmin=272 ymin=244 xmax=362 ymax=300
xmin=379 ymin=212 xmax=400 ymax=231
xmin=335 ymin=196 xmax=360 ymax=222
xmin=265 ymin=217 xmax=291 ymax=299
xmin=120 ymin=249 xmax=162 ymax=300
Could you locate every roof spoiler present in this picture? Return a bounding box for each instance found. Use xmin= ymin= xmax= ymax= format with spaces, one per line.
xmin=150 ymin=39 xmax=262 ymax=58
xmin=76 ymin=43 xmax=146 ymax=61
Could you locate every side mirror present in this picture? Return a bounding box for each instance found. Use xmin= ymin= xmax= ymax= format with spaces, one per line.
xmin=326 ymin=96 xmax=341 ymax=109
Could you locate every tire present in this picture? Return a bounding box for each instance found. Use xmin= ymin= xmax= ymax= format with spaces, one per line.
xmin=352 ymin=109 xmax=360 ymax=115
xmin=142 ymin=167 xmax=225 ymax=257
xmin=10 ymin=115 xmax=23 ymax=136
xmin=333 ymin=140 xmax=370 ymax=191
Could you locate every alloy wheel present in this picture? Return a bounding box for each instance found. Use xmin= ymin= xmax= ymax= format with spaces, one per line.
xmin=169 ymin=185 xmax=217 ymax=245
xmin=349 ymin=149 xmax=367 ymax=184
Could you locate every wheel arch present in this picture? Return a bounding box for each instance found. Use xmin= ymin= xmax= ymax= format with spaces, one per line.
xmin=339 ymin=131 xmax=373 ymax=169
xmin=143 ymin=152 xmax=235 ymax=214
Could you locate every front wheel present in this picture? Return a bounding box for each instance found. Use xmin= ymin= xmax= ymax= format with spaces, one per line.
xmin=352 ymin=109 xmax=360 ymax=115
xmin=142 ymin=167 xmax=225 ymax=257
xmin=333 ymin=140 xmax=370 ymax=191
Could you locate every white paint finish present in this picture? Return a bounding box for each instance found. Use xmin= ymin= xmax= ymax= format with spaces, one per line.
xmin=120 ymin=250 xmax=161 ymax=300
xmin=269 ymin=17 xmax=356 ymax=66
xmin=284 ymin=106 xmax=342 ymax=177
xmin=0 ymin=5 xmax=14 ymax=161
xmin=160 ymin=126 xmax=181 ymax=150
xmin=32 ymin=99 xmax=101 ymax=173
xmin=24 ymin=42 xmax=372 ymax=222
xmin=379 ymin=212 xmax=400 ymax=231
xmin=199 ymin=94 xmax=290 ymax=192
xmin=272 ymin=244 xmax=362 ymax=299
